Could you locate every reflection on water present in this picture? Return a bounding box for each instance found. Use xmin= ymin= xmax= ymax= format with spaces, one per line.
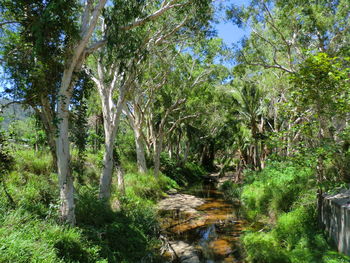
xmin=159 ymin=182 xmax=244 ymax=262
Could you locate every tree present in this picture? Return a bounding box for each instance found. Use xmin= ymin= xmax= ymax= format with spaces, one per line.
xmin=228 ymin=0 xmax=350 ymax=73
xmin=86 ymin=0 xmax=213 ymax=199
xmin=290 ymin=53 xmax=350 ymax=182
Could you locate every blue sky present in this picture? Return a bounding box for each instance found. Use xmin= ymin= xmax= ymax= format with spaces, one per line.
xmin=213 ymin=0 xmax=250 ymax=47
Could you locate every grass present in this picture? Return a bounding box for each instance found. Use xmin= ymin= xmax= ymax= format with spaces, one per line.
xmin=0 ymin=148 xmax=181 ymax=263
xmin=220 ymin=160 xmax=350 ymax=263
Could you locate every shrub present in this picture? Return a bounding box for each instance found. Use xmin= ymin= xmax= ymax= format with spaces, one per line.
xmin=160 ymin=152 xmax=206 ymax=185
xmin=242 ymin=232 xmax=290 ymax=263
xmin=75 ymin=185 xmax=161 ymax=263
xmin=14 ymin=149 xmax=52 ymax=175
xmin=241 ymin=162 xmax=313 ymax=220
xmin=274 ymin=206 xmax=316 ymax=250
xmin=220 ymin=181 xmax=242 ymax=202
xmin=0 ymin=210 xmax=103 ymax=263
xmin=124 ymin=171 xmax=177 ymax=201
xmin=240 ymin=161 xmax=350 ymax=263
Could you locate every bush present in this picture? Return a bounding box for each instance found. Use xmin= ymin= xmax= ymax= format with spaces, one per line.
xmin=241 ymin=162 xmax=313 ymax=220
xmin=0 ymin=148 xmax=171 ymax=263
xmin=274 ymin=206 xmax=316 ymax=250
xmin=239 ymin=161 xmax=350 ymax=263
xmin=219 ymin=181 xmax=242 ymax=202
xmin=14 ymin=149 xmax=52 ymax=175
xmin=124 ymin=171 xmax=178 ymax=201
xmin=242 ymin=232 xmax=290 ymax=263
xmin=0 ymin=210 xmax=103 ymax=263
xmin=75 ymin=185 xmax=161 ymax=263
xmin=160 ymin=152 xmax=206 ymax=185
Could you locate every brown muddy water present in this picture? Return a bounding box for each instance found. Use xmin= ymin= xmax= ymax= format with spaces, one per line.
xmin=158 ymin=182 xmax=244 ymax=263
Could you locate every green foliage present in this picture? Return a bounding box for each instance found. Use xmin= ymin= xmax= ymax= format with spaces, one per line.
xmin=75 ymin=186 xmax=160 ymax=263
xmin=0 ymin=210 xmax=102 ymax=263
xmin=14 ymin=149 xmax=52 ymax=175
xmin=0 ymin=131 xmax=14 ymax=174
xmin=290 ymin=53 xmax=350 ymax=116
xmin=242 ymin=232 xmax=290 ymax=263
xmin=274 ymin=206 xmax=316 ymax=250
xmin=241 ymin=162 xmax=313 ymax=220
xmin=0 ymin=149 xmax=174 ymax=262
xmin=240 ymin=161 xmax=350 ymax=263
xmin=124 ymin=170 xmax=178 ymax=201
xmin=160 ymin=152 xmax=206 ymax=185
xmin=219 ymin=181 xmax=242 ymax=202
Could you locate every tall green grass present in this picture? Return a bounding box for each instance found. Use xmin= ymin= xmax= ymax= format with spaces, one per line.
xmin=0 ymin=148 xmax=179 ymax=263
xmin=221 ymin=161 xmax=350 ymax=263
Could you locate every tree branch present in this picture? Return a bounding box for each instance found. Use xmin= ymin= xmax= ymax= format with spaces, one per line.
xmin=120 ymin=1 xmax=187 ymax=31
xmin=0 ymin=21 xmax=19 ymax=28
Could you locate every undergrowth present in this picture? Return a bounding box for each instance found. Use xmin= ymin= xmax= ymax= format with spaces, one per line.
xmin=0 ymin=148 xmax=181 ymax=263
xmin=220 ymin=161 xmax=350 ymax=263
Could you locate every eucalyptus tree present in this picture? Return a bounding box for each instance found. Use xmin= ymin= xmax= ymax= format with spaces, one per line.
xmin=228 ymin=0 xmax=350 ymax=73
xmin=1 ymin=0 xmax=212 ymax=224
xmin=86 ymin=0 xmax=213 ymax=199
xmin=132 ymin=38 xmax=229 ymax=176
xmin=0 ymin=0 xmax=80 ymax=171
xmin=57 ymin=0 xmax=215 ymax=223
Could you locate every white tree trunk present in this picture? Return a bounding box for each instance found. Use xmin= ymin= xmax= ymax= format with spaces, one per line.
xmin=98 ymin=83 xmax=127 ymax=200
xmin=153 ymin=135 xmax=163 ymax=178
xmin=135 ymin=124 xmax=147 ymax=173
xmin=99 ymin=126 xmax=117 ymax=200
xmin=116 ymin=165 xmax=125 ymax=195
xmin=57 ymin=70 xmax=75 ymax=225
xmin=55 ymin=0 xmax=107 ymax=225
xmin=124 ymin=100 xmax=148 ymax=174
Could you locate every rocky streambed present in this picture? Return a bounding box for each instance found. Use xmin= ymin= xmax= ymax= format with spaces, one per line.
xmin=157 ymin=178 xmax=244 ymax=263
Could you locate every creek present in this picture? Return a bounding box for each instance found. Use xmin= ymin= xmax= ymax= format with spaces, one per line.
xmin=158 ymin=179 xmax=244 ymax=263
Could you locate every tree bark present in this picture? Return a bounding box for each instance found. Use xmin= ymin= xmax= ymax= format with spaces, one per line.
xmin=97 ymin=81 xmax=127 ymax=200
xmin=57 ymin=70 xmax=75 ymax=225
xmin=135 ymin=126 xmax=147 ymax=173
xmin=55 ymin=0 xmax=108 ymax=226
xmin=153 ymin=135 xmax=163 ymax=178
xmin=99 ymin=124 xmax=117 ymax=200
xmin=116 ymin=165 xmax=125 ymax=195
xmin=125 ymin=101 xmax=148 ymax=174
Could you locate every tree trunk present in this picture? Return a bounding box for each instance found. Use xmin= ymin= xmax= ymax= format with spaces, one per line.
xmin=135 ymin=127 xmax=147 ymax=173
xmin=153 ymin=136 xmax=163 ymax=178
xmin=99 ymin=127 xmax=117 ymax=200
xmin=56 ymin=71 xmax=75 ymax=225
xmin=182 ymin=140 xmax=190 ymax=165
xmin=116 ymin=165 xmax=125 ymax=195
xmin=125 ymin=100 xmax=148 ymax=174
xmin=251 ymin=119 xmax=261 ymax=170
xmin=98 ymin=82 xmax=127 ymax=200
xmin=56 ymin=0 xmax=107 ymax=225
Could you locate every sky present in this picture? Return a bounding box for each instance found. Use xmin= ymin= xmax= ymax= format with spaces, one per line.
xmin=213 ymin=0 xmax=251 ymax=47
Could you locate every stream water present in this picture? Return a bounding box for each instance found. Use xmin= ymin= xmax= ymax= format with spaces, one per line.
xmin=158 ymin=181 xmax=244 ymax=263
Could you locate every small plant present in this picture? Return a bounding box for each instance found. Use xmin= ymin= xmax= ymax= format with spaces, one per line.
xmin=220 ymin=180 xmax=242 ymax=201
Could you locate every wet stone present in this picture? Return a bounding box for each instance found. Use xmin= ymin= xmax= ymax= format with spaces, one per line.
xmin=158 ymin=180 xmax=245 ymax=263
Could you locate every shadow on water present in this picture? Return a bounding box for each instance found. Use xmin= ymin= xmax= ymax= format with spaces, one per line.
xmin=159 ymin=181 xmax=245 ymax=263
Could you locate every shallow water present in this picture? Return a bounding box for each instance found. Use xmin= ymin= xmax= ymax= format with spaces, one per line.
xmin=159 ymin=182 xmax=244 ymax=262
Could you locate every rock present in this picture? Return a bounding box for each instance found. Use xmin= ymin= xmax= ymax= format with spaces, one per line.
xmin=157 ymin=194 xmax=205 ymax=214
xmin=167 ymin=241 xmax=201 ymax=263
xmin=166 ymin=189 xmax=178 ymax=195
